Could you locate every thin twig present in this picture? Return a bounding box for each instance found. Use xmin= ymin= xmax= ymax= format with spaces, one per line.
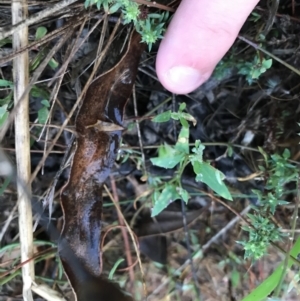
xmin=262 ymin=0 xmax=279 ymax=37
xmin=0 ymin=28 xmax=74 ymax=143
xmin=109 ymin=175 xmax=135 ymax=291
xmin=180 ymin=200 xmax=201 ymax=298
xmin=30 ymin=16 xmax=120 ymax=183
xmin=132 ymin=85 xmax=147 ymax=177
xmin=0 ymin=15 xmax=86 ymax=66
xmin=104 ymin=184 xmax=148 ymax=299
xmin=238 ymin=35 xmax=300 ymax=76
xmin=0 ymin=0 xmax=79 ymax=40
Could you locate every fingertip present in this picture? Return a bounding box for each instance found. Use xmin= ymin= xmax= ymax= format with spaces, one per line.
xmin=156 ymin=0 xmax=259 ymax=94
xmin=157 ymin=65 xmax=212 ymax=95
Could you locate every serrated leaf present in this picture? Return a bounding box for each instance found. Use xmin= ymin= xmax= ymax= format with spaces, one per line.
xmin=35 ymin=26 xmax=47 ymax=40
xmin=152 ymin=110 xmax=171 ymax=123
xmin=151 ymin=185 xmax=180 ymax=216
xmin=38 ymin=106 xmax=49 ymax=124
xmin=195 ymin=162 xmax=232 ymax=201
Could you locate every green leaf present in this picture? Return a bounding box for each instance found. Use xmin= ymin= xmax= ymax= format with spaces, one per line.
xmin=180 ymin=112 xmax=197 ymax=126
xmin=30 ymin=86 xmax=50 ymax=99
xmin=0 ymin=79 xmax=13 ymax=88
xmin=151 ymin=144 xmax=185 ymax=169
xmin=195 ymin=162 xmax=232 ymax=201
xmin=151 ymin=184 xmax=180 ymax=216
xmin=175 ymin=126 xmax=189 ymax=154
xmin=0 ymin=176 xmax=11 ymax=196
xmin=262 ymin=58 xmax=272 ymax=69
xmin=151 ymin=153 xmax=184 ymax=169
xmin=109 ymin=2 xmax=121 ymax=14
xmin=227 ymin=145 xmax=233 ymax=157
xmin=108 ymin=258 xmax=124 ymax=279
xmin=192 ymin=160 xmax=202 ymax=174
xmin=179 ymin=116 xmax=189 ymax=128
xmin=190 ymin=140 xmax=205 ymax=163
xmin=48 ymin=58 xmax=59 ymax=70
xmin=0 ymin=105 xmax=9 ymax=127
xmin=35 ymin=26 xmax=47 ymax=40
xmin=38 ymin=106 xmax=49 ymax=124
xmin=0 ymin=38 xmax=11 ymax=48
xmin=170 ymin=112 xmax=179 ymax=120
xmin=178 ymin=187 xmax=190 ymax=203
xmin=152 ymin=110 xmax=171 ymax=123
xmin=179 ymin=102 xmax=186 ymax=112
xmin=0 ymin=92 xmax=13 ymax=106
xmin=241 ymin=237 xmax=300 ymax=301
xmin=41 ymin=99 xmax=50 ymax=108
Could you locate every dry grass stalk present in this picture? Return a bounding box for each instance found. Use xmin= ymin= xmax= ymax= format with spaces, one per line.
xmin=12 ymin=0 xmax=34 ymax=300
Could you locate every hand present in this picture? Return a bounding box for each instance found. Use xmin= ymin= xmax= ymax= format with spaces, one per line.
xmin=156 ymin=0 xmax=259 ymax=94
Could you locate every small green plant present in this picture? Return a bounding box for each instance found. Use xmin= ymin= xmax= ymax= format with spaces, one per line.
xmin=238 ymin=148 xmax=298 ymax=261
xmin=84 ymin=0 xmax=169 ymax=50
xmin=0 ymin=79 xmax=50 ymax=128
xmin=237 ymin=55 xmax=272 ymax=84
xmin=30 ymin=26 xmax=58 ymax=71
xmin=149 ymin=103 xmax=232 ymax=217
xmin=214 ymin=54 xmax=272 ymax=84
xmin=0 ymin=79 xmax=14 ymax=128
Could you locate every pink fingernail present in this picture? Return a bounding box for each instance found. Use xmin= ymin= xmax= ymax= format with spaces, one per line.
xmin=167 ymin=66 xmax=203 ymax=93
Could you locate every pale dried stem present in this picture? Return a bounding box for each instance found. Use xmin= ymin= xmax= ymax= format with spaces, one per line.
xmin=31 ymin=283 xmax=66 ymax=301
xmin=12 ymin=0 xmax=34 ymax=300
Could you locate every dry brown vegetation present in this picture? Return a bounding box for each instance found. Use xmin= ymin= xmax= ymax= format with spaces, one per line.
xmin=1 ymin=1 xmax=300 ymax=301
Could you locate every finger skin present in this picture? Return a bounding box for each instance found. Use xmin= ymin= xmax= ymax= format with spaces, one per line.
xmin=156 ymin=0 xmax=259 ymax=94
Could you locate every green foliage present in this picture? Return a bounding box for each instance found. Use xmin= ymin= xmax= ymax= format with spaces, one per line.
xmin=239 ymin=149 xmax=298 ymax=261
xmin=35 ymin=26 xmax=47 ymax=40
xmin=84 ymin=0 xmax=169 ymax=50
xmin=150 ymin=103 xmax=232 ymax=217
xmin=238 ymin=56 xmax=272 ymax=84
xmin=238 ymin=215 xmax=283 ymax=260
xmin=30 ymin=27 xmax=59 ymax=71
xmin=38 ymin=99 xmax=50 ymax=124
xmin=241 ymin=237 xmax=300 ymax=301
xmin=0 ymin=79 xmax=13 ymax=128
xmin=0 ymin=79 xmax=50 ymax=128
xmin=214 ymin=54 xmax=272 ymax=84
